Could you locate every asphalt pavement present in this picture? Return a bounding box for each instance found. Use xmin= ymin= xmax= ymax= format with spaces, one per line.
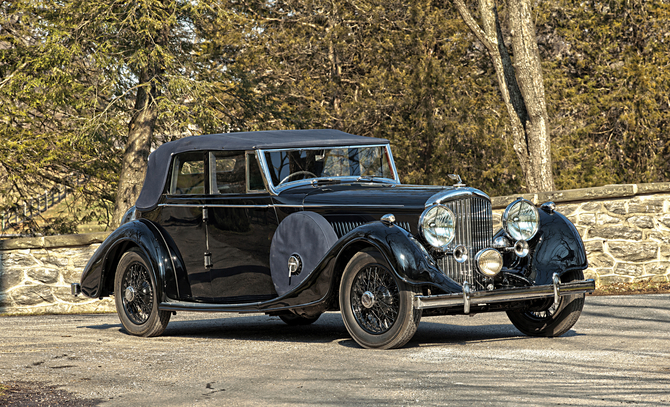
xmin=1 ymin=294 xmax=669 ymax=406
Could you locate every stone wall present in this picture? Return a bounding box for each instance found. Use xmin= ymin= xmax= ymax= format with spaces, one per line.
xmin=0 ymin=233 xmax=114 ymax=316
xmin=491 ymin=183 xmax=670 ymax=285
xmin=1 ymin=182 xmax=670 ymax=315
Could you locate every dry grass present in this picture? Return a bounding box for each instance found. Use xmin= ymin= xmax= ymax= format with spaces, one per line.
xmin=592 ymin=280 xmax=670 ymax=296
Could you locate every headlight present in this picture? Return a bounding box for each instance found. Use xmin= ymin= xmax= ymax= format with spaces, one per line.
xmin=502 ymin=198 xmax=539 ymax=241
xmin=420 ymin=204 xmax=455 ymax=250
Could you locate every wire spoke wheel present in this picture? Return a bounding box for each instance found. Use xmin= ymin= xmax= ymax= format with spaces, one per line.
xmin=506 ymin=270 xmax=586 ymax=337
xmin=526 ymin=302 xmax=561 ymax=320
xmin=340 ymin=251 xmax=420 ymax=349
xmin=350 ymin=265 xmax=400 ymax=334
xmin=121 ymin=262 xmax=154 ymax=325
xmin=114 ymin=248 xmax=170 ymax=337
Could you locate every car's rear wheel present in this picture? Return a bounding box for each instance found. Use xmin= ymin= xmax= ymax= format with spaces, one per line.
xmin=506 ymin=270 xmax=586 ymax=337
xmin=114 ymin=248 xmax=170 ymax=337
xmin=278 ymin=312 xmax=322 ymax=326
xmin=339 ymin=251 xmax=421 ymax=349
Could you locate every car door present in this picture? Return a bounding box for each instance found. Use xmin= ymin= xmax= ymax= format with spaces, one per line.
xmin=158 ymin=151 xmax=212 ymax=300
xmin=205 ymin=151 xmax=279 ymax=304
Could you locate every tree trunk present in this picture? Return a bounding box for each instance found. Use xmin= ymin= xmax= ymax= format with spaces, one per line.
xmin=111 ymin=73 xmax=158 ymax=226
xmin=327 ymin=6 xmax=342 ymax=129
xmin=453 ymin=0 xmax=555 ymax=192
xmin=507 ymin=0 xmax=554 ymax=192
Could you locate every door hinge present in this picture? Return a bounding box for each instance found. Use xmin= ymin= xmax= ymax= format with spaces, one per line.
xmin=204 ymin=251 xmax=213 ymax=268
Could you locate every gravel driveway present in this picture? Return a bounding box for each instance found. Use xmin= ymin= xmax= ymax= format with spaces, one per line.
xmin=2 ymin=294 xmax=669 ymax=406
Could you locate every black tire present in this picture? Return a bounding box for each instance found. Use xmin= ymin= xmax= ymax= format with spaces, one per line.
xmin=339 ymin=251 xmax=421 ymax=349
xmin=506 ymin=270 xmax=586 ymax=337
xmin=114 ymin=248 xmax=170 ymax=337
xmin=278 ymin=312 xmax=322 ymax=326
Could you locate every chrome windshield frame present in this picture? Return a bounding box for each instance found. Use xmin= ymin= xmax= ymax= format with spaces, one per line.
xmin=256 ymin=144 xmax=400 ymax=195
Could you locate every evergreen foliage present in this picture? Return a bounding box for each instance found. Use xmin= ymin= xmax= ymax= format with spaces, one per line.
xmin=1 ymin=0 xmax=668 ymax=233
xmin=0 ymin=0 xmax=268 ymax=233
xmin=536 ymin=0 xmax=670 ymax=189
xmin=250 ymin=0 xmax=523 ymax=192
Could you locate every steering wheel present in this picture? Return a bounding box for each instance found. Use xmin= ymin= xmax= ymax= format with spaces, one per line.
xmin=279 ymin=171 xmax=318 ymax=185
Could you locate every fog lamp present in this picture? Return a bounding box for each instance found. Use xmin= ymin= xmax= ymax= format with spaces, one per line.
xmin=475 ymin=248 xmax=503 ymax=277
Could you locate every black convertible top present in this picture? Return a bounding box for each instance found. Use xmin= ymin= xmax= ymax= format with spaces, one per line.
xmin=135 ymin=129 xmax=389 ymax=211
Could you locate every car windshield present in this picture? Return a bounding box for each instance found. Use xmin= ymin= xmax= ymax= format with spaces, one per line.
xmin=263 ymin=145 xmax=395 ymax=188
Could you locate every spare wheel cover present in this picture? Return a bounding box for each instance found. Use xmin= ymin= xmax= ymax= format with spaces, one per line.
xmin=270 ymin=211 xmax=339 ymax=296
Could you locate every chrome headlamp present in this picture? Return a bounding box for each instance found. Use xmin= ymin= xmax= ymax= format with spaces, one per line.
xmin=502 ymin=198 xmax=539 ymax=241
xmin=419 ymin=204 xmax=455 ymax=251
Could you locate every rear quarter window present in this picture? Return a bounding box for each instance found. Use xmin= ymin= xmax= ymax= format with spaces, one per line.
xmin=169 ymin=153 xmax=206 ymax=195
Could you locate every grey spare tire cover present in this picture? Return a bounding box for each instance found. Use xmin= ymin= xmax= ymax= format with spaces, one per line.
xmin=270 ymin=211 xmax=339 ymax=296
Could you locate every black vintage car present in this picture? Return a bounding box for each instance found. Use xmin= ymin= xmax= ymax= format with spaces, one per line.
xmin=72 ymin=129 xmax=594 ymax=349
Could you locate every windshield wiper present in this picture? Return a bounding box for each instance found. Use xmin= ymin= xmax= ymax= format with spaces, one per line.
xmin=311 ymin=178 xmax=342 ymax=186
xmin=356 ymin=176 xmax=385 ymax=183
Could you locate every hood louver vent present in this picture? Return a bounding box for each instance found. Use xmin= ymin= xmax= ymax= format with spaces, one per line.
xmin=330 ymin=220 xmax=411 ymax=238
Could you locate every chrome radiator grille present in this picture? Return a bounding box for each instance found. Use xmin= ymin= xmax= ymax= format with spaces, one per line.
xmin=436 ymin=196 xmax=493 ymax=290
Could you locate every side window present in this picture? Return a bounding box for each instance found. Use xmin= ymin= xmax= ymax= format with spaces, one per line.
xmin=169 ymin=153 xmax=206 ymax=195
xmin=211 ymin=152 xmax=245 ymax=194
xmin=247 ymin=153 xmax=266 ymax=192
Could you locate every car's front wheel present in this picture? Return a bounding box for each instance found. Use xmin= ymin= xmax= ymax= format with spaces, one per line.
xmin=339 ymin=251 xmax=421 ymax=349
xmin=114 ymin=248 xmax=170 ymax=337
xmin=506 ymin=270 xmax=586 ymax=337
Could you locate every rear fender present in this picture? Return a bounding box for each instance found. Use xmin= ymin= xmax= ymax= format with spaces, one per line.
xmin=79 ymin=219 xmax=186 ymax=300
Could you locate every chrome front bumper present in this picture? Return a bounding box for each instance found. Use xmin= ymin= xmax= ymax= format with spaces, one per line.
xmin=414 ymin=273 xmax=595 ymax=314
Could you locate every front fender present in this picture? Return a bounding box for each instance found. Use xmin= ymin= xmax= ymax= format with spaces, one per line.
xmin=79 ymin=219 xmax=183 ymax=300
xmin=337 ymin=221 xmax=463 ymax=294
xmin=261 ymin=220 xmax=463 ymax=311
xmin=527 ymin=208 xmax=588 ymax=285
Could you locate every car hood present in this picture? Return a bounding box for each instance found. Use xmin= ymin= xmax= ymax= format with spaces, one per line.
xmin=276 ymin=182 xmax=489 ymax=210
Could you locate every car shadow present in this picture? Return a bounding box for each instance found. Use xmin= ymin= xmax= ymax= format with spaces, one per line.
xmin=159 ymin=312 xmax=350 ymax=344
xmin=78 ymin=312 xmax=583 ymax=348
xmin=404 ymin=320 xmax=583 ymax=348
xmin=80 ymin=322 xmax=123 ymax=330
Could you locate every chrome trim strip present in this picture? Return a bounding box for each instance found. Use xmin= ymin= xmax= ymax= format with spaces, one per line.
xmin=413 ymin=279 xmax=595 ymax=310
xmin=385 ymin=145 xmax=401 ymax=183
xmin=255 ymin=150 xmax=279 ymax=196
xmin=272 ymin=204 xmax=406 ymax=208
xmin=425 ymin=188 xmax=490 ymax=207
xmin=158 ymin=203 xmax=272 ymax=209
xmin=159 ymin=203 xmax=405 ymax=209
